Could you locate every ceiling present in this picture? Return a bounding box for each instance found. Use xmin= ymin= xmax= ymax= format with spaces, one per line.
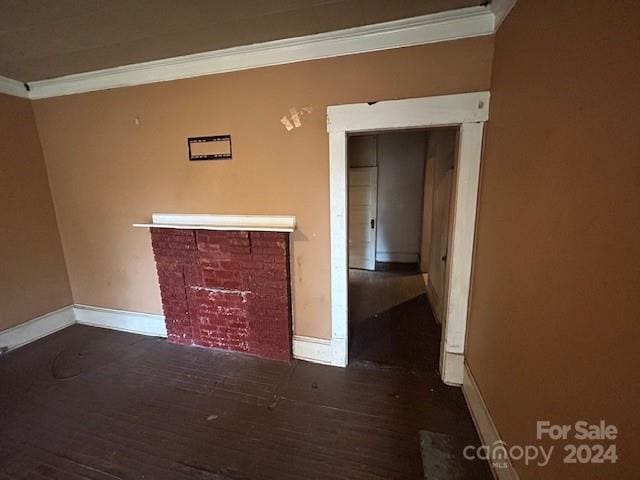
xmin=0 ymin=0 xmax=486 ymax=82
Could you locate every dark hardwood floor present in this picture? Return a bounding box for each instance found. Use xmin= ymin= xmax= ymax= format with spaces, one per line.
xmin=0 ymin=294 xmax=490 ymax=479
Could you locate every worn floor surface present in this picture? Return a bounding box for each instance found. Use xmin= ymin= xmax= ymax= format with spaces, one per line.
xmin=348 ymin=268 xmax=426 ymax=327
xmin=0 ymin=277 xmax=490 ymax=479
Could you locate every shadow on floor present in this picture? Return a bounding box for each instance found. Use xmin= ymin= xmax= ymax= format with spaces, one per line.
xmin=348 ymin=268 xmax=492 ymax=479
xmin=350 ymin=294 xmax=439 ymax=372
xmin=348 ymin=268 xmax=427 ymax=326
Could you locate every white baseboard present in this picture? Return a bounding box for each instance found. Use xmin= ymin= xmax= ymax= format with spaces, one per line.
xmin=292 ymin=335 xmax=347 ymax=366
xmin=74 ymin=304 xmax=167 ymax=337
xmin=442 ymin=352 xmax=464 ymax=386
xmin=0 ymin=305 xmax=75 ymax=352
xmin=462 ymin=364 xmax=520 ymax=480
xmin=75 ymin=306 xmax=347 ymax=365
xmin=375 ymin=252 xmax=419 ymax=263
xmin=2 ymin=304 xmax=345 ymax=367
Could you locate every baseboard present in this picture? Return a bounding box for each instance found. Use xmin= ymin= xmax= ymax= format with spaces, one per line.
xmin=442 ymin=352 xmax=464 ymax=386
xmin=0 ymin=305 xmax=75 ymax=352
xmin=292 ymin=335 xmax=347 ymax=366
xmin=74 ymin=304 xmax=167 ymax=337
xmin=3 ymin=304 xmax=344 ymax=366
xmin=462 ymin=364 xmax=520 ymax=480
xmin=375 ymin=252 xmax=419 ymax=263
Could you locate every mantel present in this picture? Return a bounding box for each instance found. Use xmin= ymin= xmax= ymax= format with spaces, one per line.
xmin=133 ymin=213 xmax=296 ymax=232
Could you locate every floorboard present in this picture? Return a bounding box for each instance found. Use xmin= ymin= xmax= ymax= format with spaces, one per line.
xmin=1 ymin=291 xmax=490 ymax=479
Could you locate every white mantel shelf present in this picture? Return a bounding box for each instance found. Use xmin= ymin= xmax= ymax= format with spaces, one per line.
xmin=133 ymin=213 xmax=296 ymax=232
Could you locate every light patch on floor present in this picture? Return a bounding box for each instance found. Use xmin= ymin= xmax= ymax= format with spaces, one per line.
xmin=420 ymin=430 xmax=472 ymax=480
xmin=348 ymin=268 xmax=426 ymax=325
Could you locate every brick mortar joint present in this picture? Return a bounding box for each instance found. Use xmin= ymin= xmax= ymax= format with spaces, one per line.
xmin=190 ymin=285 xmax=251 ymax=296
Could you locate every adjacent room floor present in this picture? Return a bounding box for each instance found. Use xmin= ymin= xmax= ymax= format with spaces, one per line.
xmin=348 ymin=267 xmax=492 ymax=478
xmin=0 ymin=276 xmax=490 ymax=479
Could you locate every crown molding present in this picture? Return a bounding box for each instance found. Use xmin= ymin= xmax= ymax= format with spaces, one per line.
xmin=2 ymin=4 xmax=513 ymax=100
xmin=491 ymin=0 xmax=518 ymax=30
xmin=0 ymin=75 xmax=29 ymax=99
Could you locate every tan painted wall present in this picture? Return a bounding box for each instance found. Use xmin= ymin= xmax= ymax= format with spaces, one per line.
xmin=0 ymin=94 xmax=72 ymax=331
xmin=32 ymin=37 xmax=493 ymax=339
xmin=467 ymin=1 xmax=640 ymax=478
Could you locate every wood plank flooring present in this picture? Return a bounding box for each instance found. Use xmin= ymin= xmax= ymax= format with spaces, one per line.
xmin=0 ymin=294 xmax=490 ymax=479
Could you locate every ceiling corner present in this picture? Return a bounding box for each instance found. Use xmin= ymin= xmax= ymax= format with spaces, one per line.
xmin=490 ymin=0 xmax=518 ymax=30
xmin=0 ymin=76 xmax=30 ymax=99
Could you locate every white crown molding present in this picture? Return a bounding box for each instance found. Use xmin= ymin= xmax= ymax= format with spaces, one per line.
xmin=18 ymin=5 xmax=495 ymax=100
xmin=0 ymin=75 xmax=29 ymax=99
xmin=0 ymin=305 xmax=75 ymax=351
xmin=491 ymin=0 xmax=518 ymax=30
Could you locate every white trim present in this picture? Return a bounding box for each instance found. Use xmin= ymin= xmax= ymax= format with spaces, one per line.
xmin=292 ymin=335 xmax=332 ymax=365
xmin=491 ymin=0 xmax=518 ymax=30
xmin=375 ymin=252 xmax=419 ymax=263
xmin=0 ymin=305 xmax=348 ymax=367
xmin=0 ymin=75 xmax=29 ymax=99
xmin=292 ymin=335 xmax=347 ymax=366
xmin=327 ymin=92 xmax=488 ymax=377
xmin=327 ymin=92 xmax=489 ymax=133
xmin=73 ymin=306 xmax=346 ymax=365
xmin=444 ymin=122 xmax=484 ymax=354
xmin=463 ymin=364 xmax=520 ymax=480
xmin=21 ymin=6 xmax=496 ymax=99
xmin=134 ymin=223 xmax=295 ymax=233
xmin=0 ymin=3 xmax=524 ymax=100
xmin=442 ymin=352 xmax=464 ymax=385
xmin=0 ymin=305 xmax=75 ymax=351
xmin=133 ymin=213 xmax=296 ymax=233
xmin=74 ymin=304 xmax=167 ymax=337
xmin=329 ymin=130 xmax=349 ymax=366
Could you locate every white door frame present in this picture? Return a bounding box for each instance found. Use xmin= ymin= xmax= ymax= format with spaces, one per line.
xmin=326 ymin=92 xmax=489 ymax=384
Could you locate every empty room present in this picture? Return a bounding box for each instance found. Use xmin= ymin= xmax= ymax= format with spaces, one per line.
xmin=0 ymin=1 xmax=638 ymax=479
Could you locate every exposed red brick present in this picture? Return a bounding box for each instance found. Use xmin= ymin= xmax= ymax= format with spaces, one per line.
xmin=150 ymin=228 xmax=292 ymax=361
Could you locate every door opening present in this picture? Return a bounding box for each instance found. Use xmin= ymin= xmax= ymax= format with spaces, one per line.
xmin=347 ymin=127 xmax=457 ymax=374
xmin=327 ymin=93 xmax=488 ymax=385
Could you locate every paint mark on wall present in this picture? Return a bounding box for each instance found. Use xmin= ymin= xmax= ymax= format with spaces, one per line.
xmin=281 ymin=116 xmax=294 ymax=131
xmin=281 ymin=106 xmax=313 ymax=131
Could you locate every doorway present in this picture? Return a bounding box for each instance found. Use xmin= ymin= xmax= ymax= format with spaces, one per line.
xmin=347 ymin=127 xmax=457 ymax=372
xmin=327 ymin=92 xmax=488 ymax=384
xmin=348 ymin=131 xmax=427 ymax=273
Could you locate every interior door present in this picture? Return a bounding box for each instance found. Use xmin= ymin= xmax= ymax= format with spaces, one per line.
xmin=349 ymin=167 xmax=378 ymax=270
xmin=429 ymin=167 xmax=453 ymax=318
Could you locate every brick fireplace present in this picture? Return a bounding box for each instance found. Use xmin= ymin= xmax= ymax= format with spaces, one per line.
xmin=138 ymin=214 xmax=295 ymax=361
